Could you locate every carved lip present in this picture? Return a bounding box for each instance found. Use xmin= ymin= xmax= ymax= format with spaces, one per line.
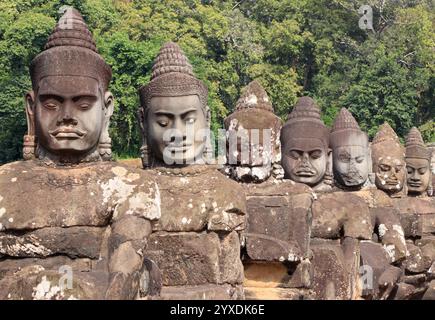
xmin=50 ymin=127 xmax=86 ymax=139
xmin=166 ymin=143 xmax=193 ymax=152
xmin=385 ymin=180 xmax=399 ymax=186
xmin=295 ymin=170 xmax=316 ymax=177
xmin=408 ymin=181 xmax=422 ymax=187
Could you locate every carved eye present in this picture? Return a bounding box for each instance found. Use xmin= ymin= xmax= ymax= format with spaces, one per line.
xmin=379 ymin=164 xmax=391 ymax=172
xmin=157 ymin=119 xmax=169 ymax=127
xmin=355 ymin=156 xmax=364 ymax=163
xmin=407 ymin=167 xmax=413 ymax=174
xmin=43 ymin=103 xmax=58 ymax=110
xmin=338 ymin=154 xmax=350 ymax=163
xmin=186 ymin=117 xmax=196 ymax=124
xmin=78 ymin=103 xmax=91 ymax=110
xmin=418 ymin=167 xmax=427 ymax=175
xmin=395 ymin=165 xmax=403 ymax=173
xmin=289 ymin=150 xmax=301 ymax=160
xmin=310 ymin=150 xmax=322 ymax=159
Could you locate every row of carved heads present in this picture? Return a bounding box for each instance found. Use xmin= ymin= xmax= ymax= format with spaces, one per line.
xmin=23 ymin=8 xmax=432 ymax=196
xmin=224 ymin=88 xmax=432 ymax=196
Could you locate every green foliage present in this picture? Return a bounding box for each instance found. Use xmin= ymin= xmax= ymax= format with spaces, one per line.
xmin=0 ymin=0 xmax=433 ymax=163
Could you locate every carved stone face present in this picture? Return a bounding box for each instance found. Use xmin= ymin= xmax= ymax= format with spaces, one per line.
xmin=333 ymin=146 xmax=369 ymax=187
xmin=282 ymin=138 xmax=328 ymax=186
xmin=375 ymin=157 xmax=406 ymax=192
xmin=32 ymin=76 xmax=106 ymax=156
xmin=147 ymin=95 xmax=207 ymax=164
xmin=332 ymin=132 xmax=370 ymax=188
xmin=406 ymin=158 xmax=431 ymax=194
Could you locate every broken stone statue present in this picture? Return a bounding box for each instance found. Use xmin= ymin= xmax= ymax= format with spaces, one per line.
xmin=220 ymin=82 xmax=313 ymax=299
xmin=371 ymin=123 xmax=407 ymax=197
xmin=330 ymin=108 xmax=372 ymax=190
xmin=223 ymin=80 xmax=283 ymax=183
xmin=0 ymin=8 xmax=161 ymax=300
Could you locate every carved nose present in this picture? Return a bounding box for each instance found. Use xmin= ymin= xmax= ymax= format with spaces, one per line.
xmin=411 ymin=171 xmax=420 ymax=181
xmin=57 ymin=115 xmax=78 ymax=126
xmin=389 ymin=171 xmax=398 ymax=181
xmin=301 ymin=153 xmax=309 ymax=163
xmin=57 ymin=102 xmax=78 ymax=126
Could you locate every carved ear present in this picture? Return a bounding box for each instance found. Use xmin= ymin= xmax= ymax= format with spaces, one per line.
xmin=23 ymin=91 xmax=37 ymax=160
xmin=25 ymin=91 xmax=35 ymax=136
xmin=137 ymin=107 xmax=145 ymax=136
xmin=99 ymin=92 xmax=114 ymax=161
xmin=137 ymin=106 xmax=152 ymax=169
xmin=327 ymin=148 xmax=333 ymax=168
xmin=104 ymin=91 xmax=114 ymax=118
xmin=202 ymin=106 xmax=214 ymax=164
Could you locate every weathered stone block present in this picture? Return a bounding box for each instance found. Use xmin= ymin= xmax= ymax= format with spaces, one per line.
xmin=218 ymin=231 xmax=244 ymax=284
xmin=311 ymin=244 xmax=352 ymax=300
xmin=0 ymin=227 xmax=105 ymax=259
xmin=245 ymin=192 xmax=312 ymax=262
xmin=244 ymin=287 xmax=313 ymax=300
xmin=392 ymin=197 xmax=435 ymax=215
xmin=312 ymin=192 xmax=372 ymax=240
xmin=145 ymin=231 xmax=242 ymax=287
xmin=394 ymin=283 xmax=418 ymax=300
xmin=244 ymin=259 xmax=312 ymax=289
xmin=372 ymin=207 xmax=407 ymax=262
xmin=150 ymin=168 xmax=246 ymax=233
xmin=158 ymin=284 xmax=244 ymax=300
xmin=422 ymin=280 xmax=435 ymax=300
xmin=422 ymin=214 xmax=435 ymax=234
xmin=0 ymin=266 xmax=108 ymax=300
xmin=404 ymin=241 xmax=432 ymax=273
xmin=341 ymin=237 xmax=360 ymax=299
xmin=359 ymin=241 xmax=393 ymax=298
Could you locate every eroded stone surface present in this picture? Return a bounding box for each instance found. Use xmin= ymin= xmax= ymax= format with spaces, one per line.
xmin=245 ymin=186 xmax=312 ymax=262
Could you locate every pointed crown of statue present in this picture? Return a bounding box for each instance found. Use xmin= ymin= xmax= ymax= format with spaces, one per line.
xmin=371 ymin=122 xmax=404 ymax=164
xmin=330 ymin=108 xmax=368 ymax=148
xmin=281 ymin=96 xmax=329 ymax=149
xmin=234 ymin=80 xmax=274 ymax=112
xmin=224 ymin=80 xmax=281 ymax=130
xmin=29 ymin=7 xmax=112 ymax=91
xmin=139 ymin=42 xmax=208 ymax=113
xmin=405 ymin=127 xmax=431 ymax=161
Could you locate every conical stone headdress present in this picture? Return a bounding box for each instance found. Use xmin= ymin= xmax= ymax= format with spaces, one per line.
xmin=139 ymin=42 xmax=208 ymax=111
xmin=30 ymin=7 xmax=112 ymax=91
xmin=371 ymin=123 xmax=404 ymax=167
xmin=224 ymin=80 xmax=281 ymax=130
xmin=405 ymin=127 xmax=431 ymax=160
xmin=234 ymin=80 xmax=274 ymax=112
xmin=281 ymin=96 xmax=329 ymax=149
xmin=330 ymin=108 xmax=368 ymax=148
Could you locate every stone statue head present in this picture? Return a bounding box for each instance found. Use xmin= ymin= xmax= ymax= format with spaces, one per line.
xmin=371 ymin=123 xmax=406 ymax=195
xmin=138 ymin=42 xmax=211 ymax=168
xmin=25 ymin=8 xmax=113 ymax=164
xmin=330 ymin=108 xmax=370 ymax=188
xmin=405 ymin=127 xmax=432 ymax=195
xmin=280 ymin=97 xmax=331 ymax=187
xmin=224 ymin=81 xmax=282 ymax=183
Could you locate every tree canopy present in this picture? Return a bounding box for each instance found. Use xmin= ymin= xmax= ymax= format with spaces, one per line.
xmin=0 ymin=0 xmax=433 ymax=164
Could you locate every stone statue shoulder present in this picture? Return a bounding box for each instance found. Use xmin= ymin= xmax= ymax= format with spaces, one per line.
xmin=0 ymin=161 xmax=160 ymax=231
xmin=150 ymin=165 xmax=246 ymax=233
